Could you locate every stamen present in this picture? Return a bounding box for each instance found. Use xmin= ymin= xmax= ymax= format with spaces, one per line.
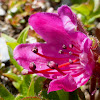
xmin=58 ymin=59 xmax=79 ymax=68
xmin=63 ymin=51 xmax=79 ymax=57
xmin=36 ymin=59 xmax=79 ymax=73
xmin=29 ymin=62 xmax=36 ymax=71
xmin=62 ymin=44 xmax=81 ymax=53
xmin=21 ymin=69 xmax=29 ymax=75
xmin=35 ymin=67 xmax=83 ymax=74
xmin=69 ymin=44 xmax=73 ymax=48
xmin=62 ymin=44 xmax=67 ymax=49
xmin=47 ymin=61 xmax=58 ymax=69
xmin=58 ymin=50 xmax=63 ymax=54
xmin=47 ymin=61 xmax=65 ymax=75
xmin=33 ymin=52 xmax=67 ymax=60
xmin=69 ymin=59 xmax=73 ymax=64
xmin=21 ymin=69 xmax=34 ymax=75
xmin=32 ymin=47 xmax=38 ymax=53
xmin=69 ymin=51 xmax=72 ymax=55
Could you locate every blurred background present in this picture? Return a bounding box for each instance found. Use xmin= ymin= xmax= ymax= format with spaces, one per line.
xmin=0 ymin=0 xmax=100 ymax=100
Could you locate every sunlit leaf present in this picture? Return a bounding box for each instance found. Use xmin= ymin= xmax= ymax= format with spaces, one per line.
xmin=13 ymin=81 xmax=21 ymax=90
xmin=15 ymin=95 xmax=25 ymax=100
xmin=1 ymin=33 xmax=16 ymax=42
xmin=71 ymin=0 xmax=94 ymax=16
xmin=7 ymin=42 xmax=19 ymax=50
xmin=17 ymin=26 xmax=29 ymax=44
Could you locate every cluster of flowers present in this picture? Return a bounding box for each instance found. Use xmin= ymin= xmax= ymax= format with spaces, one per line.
xmin=14 ymin=5 xmax=95 ymax=93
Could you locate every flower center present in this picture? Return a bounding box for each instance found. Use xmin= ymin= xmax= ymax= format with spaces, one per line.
xmin=26 ymin=44 xmax=81 ymax=75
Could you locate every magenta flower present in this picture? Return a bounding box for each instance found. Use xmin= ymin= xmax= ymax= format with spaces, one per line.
xmin=14 ymin=5 xmax=95 ymax=93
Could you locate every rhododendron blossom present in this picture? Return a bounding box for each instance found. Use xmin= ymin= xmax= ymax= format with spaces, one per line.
xmin=14 ymin=5 xmax=95 ymax=93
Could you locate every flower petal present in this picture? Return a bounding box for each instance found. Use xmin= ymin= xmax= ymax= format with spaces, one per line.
xmin=48 ymin=74 xmax=77 ymax=93
xmin=80 ymin=37 xmax=95 ymax=71
xmin=81 ymin=37 xmax=92 ymax=53
xmin=14 ymin=43 xmax=76 ymax=79
xmin=73 ymin=71 xmax=90 ymax=88
xmin=58 ymin=5 xmax=77 ymax=32
xmin=29 ymin=12 xmax=68 ymax=44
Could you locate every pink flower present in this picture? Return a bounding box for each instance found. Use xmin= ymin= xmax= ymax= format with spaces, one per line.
xmin=14 ymin=5 xmax=95 ymax=93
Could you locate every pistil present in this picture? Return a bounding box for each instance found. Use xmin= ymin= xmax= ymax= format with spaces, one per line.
xmin=34 ymin=59 xmax=79 ymax=73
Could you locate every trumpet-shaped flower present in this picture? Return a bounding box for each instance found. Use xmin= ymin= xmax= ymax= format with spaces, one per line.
xmin=14 ymin=5 xmax=95 ymax=93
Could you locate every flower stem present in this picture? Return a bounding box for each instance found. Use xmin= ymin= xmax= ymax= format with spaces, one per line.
xmin=90 ymin=76 xmax=96 ymax=100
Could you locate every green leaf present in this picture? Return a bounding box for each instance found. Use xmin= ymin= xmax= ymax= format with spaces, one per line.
xmin=69 ymin=90 xmax=79 ymax=100
xmin=7 ymin=42 xmax=19 ymax=50
xmin=15 ymin=95 xmax=25 ymax=100
xmin=17 ymin=26 xmax=29 ymax=44
xmin=20 ymin=97 xmax=41 ymax=100
xmin=42 ymin=90 xmax=60 ymax=100
xmin=8 ymin=46 xmax=23 ymax=72
xmin=3 ymin=73 xmax=21 ymax=82
xmin=27 ymin=77 xmax=34 ymax=96
xmin=71 ymin=0 xmax=87 ymax=4
xmin=19 ymin=75 xmax=32 ymax=96
xmin=34 ymin=77 xmax=60 ymax=100
xmin=56 ymin=90 xmax=69 ymax=100
xmin=1 ymin=33 xmax=16 ymax=42
xmin=0 ymin=83 xmax=15 ymax=100
xmin=13 ymin=81 xmax=21 ymax=90
xmin=71 ymin=0 xmax=94 ymax=16
xmin=34 ymin=77 xmax=46 ymax=95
